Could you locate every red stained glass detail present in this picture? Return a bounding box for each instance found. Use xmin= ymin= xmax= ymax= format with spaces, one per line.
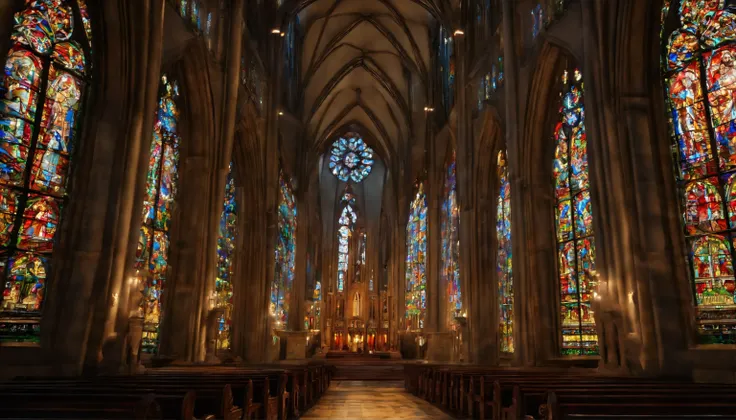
xmin=1 ymin=47 xmax=42 ymax=121
xmin=17 ymin=195 xmax=60 ymax=253
xmin=684 ymin=178 xmax=726 ymax=234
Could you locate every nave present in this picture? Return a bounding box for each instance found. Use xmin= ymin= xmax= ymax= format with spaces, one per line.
xmin=2 ymin=0 xmax=736 ymax=417
xmin=300 ymin=381 xmax=451 ymax=420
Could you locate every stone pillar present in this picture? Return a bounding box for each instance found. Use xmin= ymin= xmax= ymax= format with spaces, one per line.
xmin=158 ymin=155 xmax=211 ymax=362
xmin=196 ymin=0 xmax=244 ymax=362
xmin=84 ymin=0 xmax=166 ymax=374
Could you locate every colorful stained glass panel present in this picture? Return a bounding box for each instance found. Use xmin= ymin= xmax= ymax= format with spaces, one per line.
xmin=554 ymin=68 xmax=598 ymax=355
xmin=0 ymin=0 xmax=90 ymax=343
xmin=497 ymin=150 xmax=514 ymax=353
xmin=441 ymin=151 xmax=461 ymax=329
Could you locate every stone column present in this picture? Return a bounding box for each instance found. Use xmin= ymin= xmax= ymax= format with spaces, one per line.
xmin=85 ymin=0 xmax=166 ymax=373
xmin=196 ymin=0 xmax=244 ymax=362
xmin=259 ymin=29 xmax=285 ymax=361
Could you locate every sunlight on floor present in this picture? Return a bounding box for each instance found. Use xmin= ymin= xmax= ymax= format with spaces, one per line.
xmin=300 ymin=380 xmax=453 ymax=419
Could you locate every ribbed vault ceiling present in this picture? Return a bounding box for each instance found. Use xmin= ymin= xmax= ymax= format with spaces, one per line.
xmin=297 ymin=0 xmax=435 ymax=164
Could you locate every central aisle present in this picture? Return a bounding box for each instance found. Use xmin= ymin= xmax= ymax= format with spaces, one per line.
xmin=300 ymin=380 xmax=453 ymax=419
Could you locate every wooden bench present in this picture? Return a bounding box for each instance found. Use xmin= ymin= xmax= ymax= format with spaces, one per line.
xmin=405 ymin=363 xmax=736 ymax=420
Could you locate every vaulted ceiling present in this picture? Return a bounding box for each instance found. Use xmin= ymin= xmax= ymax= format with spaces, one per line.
xmin=296 ymin=0 xmax=437 ymax=168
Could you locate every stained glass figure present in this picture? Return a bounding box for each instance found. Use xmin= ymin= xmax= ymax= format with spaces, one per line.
xmin=405 ymin=182 xmax=427 ymax=331
xmin=336 ymin=190 xmax=357 ymax=292
xmin=215 ymin=163 xmax=237 ymax=350
xmin=554 ymin=68 xmax=599 ymax=356
xmin=271 ymin=172 xmax=296 ymax=328
xmin=496 ymin=150 xmax=514 ymax=353
xmin=662 ymin=0 xmax=736 ymax=344
xmin=0 ymin=0 xmax=90 ymax=343
xmin=134 ymin=75 xmax=180 ymax=354
xmin=329 ymin=135 xmax=374 ymax=183
xmin=441 ymin=151 xmax=461 ymax=329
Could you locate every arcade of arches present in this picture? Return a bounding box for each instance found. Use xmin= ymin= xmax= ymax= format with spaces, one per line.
xmin=2 ymin=0 xmax=736 ymax=387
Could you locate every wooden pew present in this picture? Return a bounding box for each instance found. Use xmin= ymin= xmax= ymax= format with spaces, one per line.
xmin=405 ymin=363 xmax=736 ymax=420
xmin=544 ymin=390 xmax=736 ymax=419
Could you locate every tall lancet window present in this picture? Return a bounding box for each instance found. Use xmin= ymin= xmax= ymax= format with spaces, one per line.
xmin=441 ymin=151 xmax=461 ymax=328
xmin=271 ymin=171 xmax=296 ymax=328
xmin=661 ymin=1 xmax=736 ymax=344
xmin=496 ymin=150 xmax=514 ymax=353
xmin=355 ymin=231 xmax=366 ymax=283
xmin=337 ymin=191 xmax=357 ymax=293
xmin=0 ymin=0 xmax=92 ymax=343
xmin=406 ymin=182 xmax=428 ymax=331
xmin=135 ymin=75 xmax=181 ymax=353
xmin=215 ymin=164 xmax=237 ymax=350
xmin=553 ymin=68 xmax=599 ymax=356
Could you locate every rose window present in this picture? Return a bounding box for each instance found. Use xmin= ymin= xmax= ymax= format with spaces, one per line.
xmin=329 ymin=135 xmax=374 ymax=183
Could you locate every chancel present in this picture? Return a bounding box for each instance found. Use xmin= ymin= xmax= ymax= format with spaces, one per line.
xmin=1 ymin=0 xmax=736 ymax=419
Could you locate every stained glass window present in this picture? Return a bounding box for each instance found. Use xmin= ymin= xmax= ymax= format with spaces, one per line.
xmin=496 ymin=150 xmax=514 ymax=353
xmin=282 ymin=17 xmax=300 ymax=112
xmin=0 ymin=0 xmax=91 ymax=343
xmin=337 ymin=191 xmax=357 ymax=293
xmin=553 ymin=68 xmax=599 ymax=356
xmin=134 ymin=75 xmax=180 ymax=354
xmin=314 ymin=279 xmax=321 ymax=329
xmin=532 ymin=4 xmax=544 ymax=38
xmin=180 ymin=0 xmax=188 ymax=17
xmin=329 ymin=135 xmax=374 ymax=183
xmin=354 ymin=230 xmax=367 ymax=284
xmin=405 ymin=182 xmax=427 ymax=331
xmin=441 ymin=152 xmax=461 ymax=328
xmin=532 ymin=0 xmax=569 ymax=38
xmin=215 ymin=163 xmax=236 ymax=350
xmin=662 ymin=0 xmax=736 ymax=344
xmin=271 ymin=172 xmax=296 ymax=328
xmin=439 ymin=27 xmax=455 ymax=114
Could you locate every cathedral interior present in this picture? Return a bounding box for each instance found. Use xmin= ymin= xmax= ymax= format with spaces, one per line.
xmin=2 ymin=0 xmax=736 ymax=419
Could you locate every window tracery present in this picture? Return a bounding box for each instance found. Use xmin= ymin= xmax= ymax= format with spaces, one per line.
xmin=441 ymin=151 xmax=461 ymax=328
xmin=337 ymin=191 xmax=356 ymax=293
xmin=271 ymin=171 xmax=296 ymax=328
xmin=661 ymin=0 xmax=736 ymax=344
xmin=215 ymin=163 xmax=236 ymax=350
xmin=497 ymin=150 xmax=514 ymax=353
xmin=135 ymin=75 xmax=180 ymax=353
xmin=553 ymin=68 xmax=599 ymax=356
xmin=0 ymin=0 xmax=92 ymax=343
xmin=329 ymin=135 xmax=374 ymax=183
xmin=405 ymin=182 xmax=427 ymax=331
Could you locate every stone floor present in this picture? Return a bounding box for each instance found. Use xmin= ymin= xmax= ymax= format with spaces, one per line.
xmin=300 ymin=380 xmax=454 ymax=419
